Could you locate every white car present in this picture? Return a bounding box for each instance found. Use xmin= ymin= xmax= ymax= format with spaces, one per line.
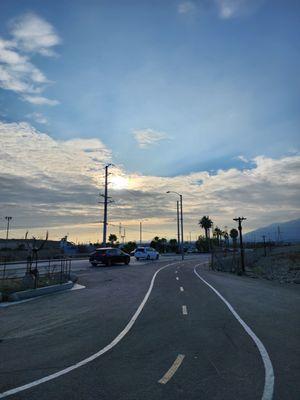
xmin=134 ymin=247 xmax=159 ymax=260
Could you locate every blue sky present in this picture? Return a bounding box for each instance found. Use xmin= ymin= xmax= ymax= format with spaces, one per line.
xmin=0 ymin=0 xmax=299 ymax=241
xmin=1 ymin=0 xmax=299 ymax=176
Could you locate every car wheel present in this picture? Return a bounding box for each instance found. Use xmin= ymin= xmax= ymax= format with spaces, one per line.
xmin=125 ymin=258 xmax=130 ymax=265
xmin=106 ymin=259 xmax=112 ymax=267
xmin=147 ymin=255 xmax=150 ymax=260
xmin=136 ymin=257 xmax=139 ymax=261
xmin=91 ymin=262 xmax=97 ymax=267
xmin=156 ymin=254 xmax=159 ymax=260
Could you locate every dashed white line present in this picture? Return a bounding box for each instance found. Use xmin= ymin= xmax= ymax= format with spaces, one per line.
xmin=182 ymin=305 xmax=188 ymax=315
xmin=0 ymin=261 xmax=179 ymax=399
xmin=180 ymin=286 xmax=184 ymax=292
xmin=193 ymin=265 xmax=274 ymax=400
xmin=176 ymin=276 xmax=179 ymax=281
xmin=158 ymin=354 xmax=185 ymax=384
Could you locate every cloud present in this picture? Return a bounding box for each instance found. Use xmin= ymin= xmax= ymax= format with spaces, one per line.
xmin=133 ymin=128 xmax=170 ymax=148
xmin=213 ymin=0 xmax=264 ymax=19
xmin=9 ymin=13 xmax=60 ymax=56
xmin=178 ymin=1 xmax=196 ymax=14
xmin=1 ymin=121 xmax=299 ymax=241
xmin=26 ymin=112 xmax=48 ymax=124
xmin=0 ymin=121 xmax=111 ymax=182
xmin=0 ymin=13 xmax=60 ymax=104
xmin=23 ymin=95 xmax=59 ymax=106
xmin=236 ymin=154 xmax=249 ymax=163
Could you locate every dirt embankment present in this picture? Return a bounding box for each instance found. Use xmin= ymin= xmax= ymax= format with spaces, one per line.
xmin=252 ymin=245 xmax=300 ymax=284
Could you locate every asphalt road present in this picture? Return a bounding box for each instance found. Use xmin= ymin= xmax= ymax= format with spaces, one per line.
xmin=0 ymin=256 xmax=299 ymax=399
xmin=1 ymin=253 xmax=201 ymax=278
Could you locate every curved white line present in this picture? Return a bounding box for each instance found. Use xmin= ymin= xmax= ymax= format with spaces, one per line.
xmin=0 ymin=261 xmax=179 ymax=399
xmin=193 ymin=265 xmax=274 ymax=400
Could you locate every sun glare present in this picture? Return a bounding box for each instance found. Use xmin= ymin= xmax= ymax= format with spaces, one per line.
xmin=110 ymin=175 xmax=129 ymax=190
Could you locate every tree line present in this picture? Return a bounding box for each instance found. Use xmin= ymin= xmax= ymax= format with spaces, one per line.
xmin=104 ymin=217 xmax=239 ymax=255
xmin=197 ymin=215 xmax=238 ymax=252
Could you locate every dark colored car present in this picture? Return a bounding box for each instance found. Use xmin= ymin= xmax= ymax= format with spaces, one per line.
xmin=89 ymin=247 xmax=130 ymax=267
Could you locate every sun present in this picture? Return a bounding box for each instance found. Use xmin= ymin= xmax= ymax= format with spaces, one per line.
xmin=110 ymin=175 xmax=129 ymax=190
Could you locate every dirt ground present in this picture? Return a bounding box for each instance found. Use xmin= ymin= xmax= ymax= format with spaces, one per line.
xmin=251 ymin=244 xmax=300 ymax=283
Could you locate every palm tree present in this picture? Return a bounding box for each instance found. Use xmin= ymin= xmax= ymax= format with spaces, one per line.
xmin=223 ymin=231 xmax=229 ymax=248
xmin=213 ymin=226 xmax=222 ymax=245
xmin=199 ymin=216 xmax=213 ymax=246
xmin=108 ymin=233 xmax=117 ymax=246
xmin=230 ymin=228 xmax=238 ymax=249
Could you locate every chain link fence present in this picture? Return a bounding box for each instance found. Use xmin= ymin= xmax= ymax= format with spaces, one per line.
xmin=211 ymin=247 xmax=266 ymax=273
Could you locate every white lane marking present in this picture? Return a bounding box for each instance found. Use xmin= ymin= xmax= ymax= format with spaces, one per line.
xmin=70 ymin=283 xmax=86 ymax=291
xmin=193 ymin=265 xmax=274 ymax=400
xmin=182 ymin=305 xmax=188 ymax=315
xmin=176 ymin=276 xmax=179 ymax=281
xmin=158 ymin=354 xmax=185 ymax=384
xmin=180 ymin=286 xmax=184 ymax=292
xmin=0 ymin=262 xmax=179 ymax=399
xmin=175 ymin=271 xmax=178 ymax=274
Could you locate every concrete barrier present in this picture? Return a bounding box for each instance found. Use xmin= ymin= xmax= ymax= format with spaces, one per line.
xmin=8 ymin=281 xmax=74 ymax=302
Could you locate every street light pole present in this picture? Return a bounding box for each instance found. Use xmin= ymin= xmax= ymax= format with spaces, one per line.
xmin=140 ymin=221 xmax=142 ymax=245
xmin=5 ymin=216 xmax=12 ymax=240
xmin=167 ymin=191 xmax=184 ymax=260
xmin=176 ymin=201 xmax=180 ymax=253
xmin=180 ymin=194 xmax=184 ymax=260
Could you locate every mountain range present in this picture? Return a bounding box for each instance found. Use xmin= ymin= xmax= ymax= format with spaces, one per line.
xmin=243 ymin=218 xmax=300 ymax=243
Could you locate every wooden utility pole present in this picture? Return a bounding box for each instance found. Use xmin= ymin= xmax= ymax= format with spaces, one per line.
xmin=5 ymin=216 xmax=12 ymax=240
xmin=233 ymin=217 xmax=246 ymax=273
xmin=262 ymin=235 xmax=267 ymax=257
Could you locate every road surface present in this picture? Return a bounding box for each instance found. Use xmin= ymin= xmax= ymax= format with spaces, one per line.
xmin=0 ymin=256 xmax=299 ymax=399
xmin=1 ymin=253 xmax=201 ymax=278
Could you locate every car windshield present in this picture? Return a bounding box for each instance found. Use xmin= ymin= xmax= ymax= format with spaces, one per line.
xmin=136 ymin=248 xmax=145 ymax=252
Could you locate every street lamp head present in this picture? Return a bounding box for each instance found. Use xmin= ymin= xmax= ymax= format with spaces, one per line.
xmin=166 ymin=190 xmax=181 ymax=197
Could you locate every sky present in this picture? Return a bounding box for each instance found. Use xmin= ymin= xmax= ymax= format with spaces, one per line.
xmin=0 ymin=0 xmax=299 ymax=243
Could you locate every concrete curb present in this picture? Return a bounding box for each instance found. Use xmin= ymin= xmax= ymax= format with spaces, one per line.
xmin=8 ymin=281 xmax=74 ymax=302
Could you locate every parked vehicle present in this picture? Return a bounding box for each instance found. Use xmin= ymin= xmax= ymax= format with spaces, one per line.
xmin=134 ymin=247 xmax=159 ymax=260
xmin=89 ymin=247 xmax=130 ymax=267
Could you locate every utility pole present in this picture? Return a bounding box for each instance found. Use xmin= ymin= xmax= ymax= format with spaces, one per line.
xmin=167 ymin=191 xmax=184 ymax=260
xmin=5 ymin=216 xmax=12 ymax=240
xmin=262 ymin=235 xmax=267 ymax=256
xmin=121 ymin=228 xmax=126 ymax=244
xmin=176 ymin=201 xmax=180 ymax=253
xmin=100 ymin=164 xmax=113 ymax=247
xmin=140 ymin=221 xmax=142 ymax=245
xmin=233 ymin=217 xmax=246 ymax=274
